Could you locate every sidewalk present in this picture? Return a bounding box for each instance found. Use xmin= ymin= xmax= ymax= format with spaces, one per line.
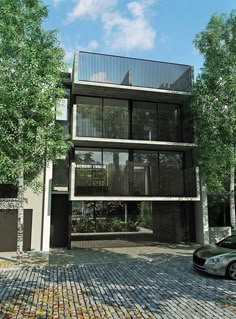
xmin=0 ymin=241 xmax=199 ymax=269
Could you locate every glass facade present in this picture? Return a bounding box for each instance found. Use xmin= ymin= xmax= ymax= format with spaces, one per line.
xmin=103 ymin=99 xmax=129 ymax=139
xmin=74 ymin=148 xmax=128 ymax=196
xmin=132 ymin=102 xmax=158 ymax=141
xmin=78 ymin=52 xmax=193 ymax=92
xmin=158 ymin=104 xmax=181 ymax=142
xmin=76 ymin=96 xmax=184 ymax=142
xmin=77 ymin=96 xmax=102 ymax=137
xmin=133 ymin=151 xmax=159 ymax=195
xmin=159 ymin=152 xmax=184 ymax=196
xmin=74 ymin=148 xmax=192 ymax=197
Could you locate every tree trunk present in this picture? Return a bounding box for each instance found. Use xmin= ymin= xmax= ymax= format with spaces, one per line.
xmin=17 ymin=167 xmax=24 ymax=257
xmin=230 ymin=165 xmax=236 ymax=229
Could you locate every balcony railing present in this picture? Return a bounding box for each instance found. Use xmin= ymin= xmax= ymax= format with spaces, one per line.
xmin=78 ymin=51 xmax=193 ymax=92
xmin=73 ymin=163 xmax=196 ymax=197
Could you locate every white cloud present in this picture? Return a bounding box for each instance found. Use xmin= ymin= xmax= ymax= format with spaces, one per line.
xmin=87 ymin=40 xmax=99 ymax=50
xmin=90 ymin=72 xmax=107 ymax=82
xmin=64 ymin=47 xmax=75 ymax=61
xmin=67 ymin=0 xmax=156 ymax=52
xmin=102 ymin=0 xmax=156 ymax=51
xmin=192 ymin=46 xmax=200 ymax=56
xmin=62 ymin=40 xmax=99 ymax=63
xmin=67 ymin=0 xmax=117 ymax=22
xmin=89 ymin=72 xmax=113 ymax=83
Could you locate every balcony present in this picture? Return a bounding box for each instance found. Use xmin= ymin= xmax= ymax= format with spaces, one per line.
xmin=72 ymin=52 xmax=193 ymax=103
xmin=72 ymin=96 xmax=196 ymax=147
xmin=69 ymin=148 xmax=199 ymax=200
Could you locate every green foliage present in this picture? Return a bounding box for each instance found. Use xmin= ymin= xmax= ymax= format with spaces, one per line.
xmin=72 ymin=218 xmax=137 ymax=233
xmin=191 ymin=11 xmax=236 ymax=192
xmin=0 ymin=0 xmax=70 ymax=186
xmin=137 ymin=202 xmax=152 ymax=229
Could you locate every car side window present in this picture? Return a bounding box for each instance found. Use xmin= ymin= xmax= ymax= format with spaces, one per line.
xmin=217 ymin=236 xmax=236 ymax=249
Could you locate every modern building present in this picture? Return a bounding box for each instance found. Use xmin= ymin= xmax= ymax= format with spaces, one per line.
xmin=1 ymin=51 xmax=216 ymax=252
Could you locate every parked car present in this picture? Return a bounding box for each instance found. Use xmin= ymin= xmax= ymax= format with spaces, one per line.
xmin=193 ymin=235 xmax=236 ymax=280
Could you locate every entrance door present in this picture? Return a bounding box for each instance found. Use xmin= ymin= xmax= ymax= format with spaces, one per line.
xmin=50 ymin=194 xmax=69 ymax=248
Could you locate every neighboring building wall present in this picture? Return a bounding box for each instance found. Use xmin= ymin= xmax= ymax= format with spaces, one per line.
xmin=24 ymin=163 xmax=53 ymax=252
xmin=24 ymin=174 xmax=44 ymax=251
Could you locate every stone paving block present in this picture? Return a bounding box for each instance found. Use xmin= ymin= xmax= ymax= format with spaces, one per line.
xmin=0 ymin=254 xmax=235 ymax=318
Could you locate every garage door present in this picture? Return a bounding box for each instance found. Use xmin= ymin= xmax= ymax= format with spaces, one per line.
xmin=0 ymin=210 xmax=32 ymax=252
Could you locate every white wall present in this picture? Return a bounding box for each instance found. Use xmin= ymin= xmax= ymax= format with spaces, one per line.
xmin=24 ymin=174 xmax=44 ymax=251
xmin=24 ymin=163 xmax=53 ymax=251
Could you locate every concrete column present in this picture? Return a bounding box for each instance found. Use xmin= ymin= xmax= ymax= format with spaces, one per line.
xmin=41 ymin=162 xmax=53 ymax=251
xmin=194 ymin=181 xmax=209 ymax=244
xmin=124 ymin=203 xmax=128 ymax=223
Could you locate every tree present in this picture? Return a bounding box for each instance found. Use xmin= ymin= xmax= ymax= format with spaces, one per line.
xmin=191 ymin=11 xmax=236 ymax=229
xmin=0 ymin=0 xmax=70 ymax=256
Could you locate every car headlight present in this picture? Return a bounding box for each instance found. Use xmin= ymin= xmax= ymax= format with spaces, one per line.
xmin=205 ymin=256 xmax=225 ymax=264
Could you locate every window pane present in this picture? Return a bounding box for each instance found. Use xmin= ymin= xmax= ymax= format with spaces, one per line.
xmin=159 ymin=152 xmax=184 ymax=196
xmin=53 ymin=158 xmax=68 ymax=189
xmin=77 ymin=96 xmax=102 ymax=137
xmin=56 ymin=98 xmax=68 ymax=121
xmin=133 ymin=151 xmax=159 ymax=195
xmin=158 ymin=104 xmax=181 ymax=142
xmin=75 ymin=148 xmax=102 ymax=164
xmin=103 ymin=150 xmax=129 ymax=195
xmin=132 ymin=101 xmax=158 ymax=141
xmin=0 ymin=184 xmax=18 ymax=198
xmin=103 ymin=99 xmax=129 ymax=139
xmin=75 ymin=148 xmax=104 ymax=195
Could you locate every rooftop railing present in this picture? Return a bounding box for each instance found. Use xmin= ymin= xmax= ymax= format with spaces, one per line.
xmin=78 ymin=51 xmax=193 ymax=92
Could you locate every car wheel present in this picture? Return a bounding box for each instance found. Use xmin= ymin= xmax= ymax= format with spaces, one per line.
xmin=227 ymin=261 xmax=236 ymax=280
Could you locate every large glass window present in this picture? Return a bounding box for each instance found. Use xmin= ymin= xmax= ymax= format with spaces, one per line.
xmin=74 ymin=149 xmax=188 ymax=197
xmin=77 ymin=96 xmax=102 ymax=137
xmin=159 ymin=152 xmax=184 ymax=196
xmin=158 ymin=104 xmax=181 ymax=142
xmin=76 ymin=96 xmax=184 ymax=142
xmin=103 ymin=99 xmax=129 ymax=139
xmin=103 ymin=149 xmax=129 ymax=195
xmin=75 ymin=148 xmax=104 ymax=195
xmin=132 ymin=101 xmax=158 ymax=141
xmin=74 ymin=148 xmax=129 ymax=196
xmin=133 ymin=151 xmax=159 ymax=195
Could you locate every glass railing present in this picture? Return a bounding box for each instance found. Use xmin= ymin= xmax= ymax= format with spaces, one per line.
xmin=73 ymin=163 xmax=196 ymax=197
xmin=78 ymin=51 xmax=193 ymax=92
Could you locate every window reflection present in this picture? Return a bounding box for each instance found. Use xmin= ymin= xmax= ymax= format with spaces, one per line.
xmin=132 ymin=101 xmax=158 ymax=141
xmin=159 ymin=152 xmax=184 ymax=196
xmin=77 ymin=96 xmax=102 ymax=137
xmin=103 ymin=99 xmax=129 ymax=139
xmin=133 ymin=151 xmax=159 ymax=195
xmin=76 ymin=96 xmax=183 ymax=142
xmin=158 ymin=104 xmax=181 ymax=142
xmin=74 ymin=149 xmax=186 ymax=197
xmin=103 ymin=150 xmax=129 ymax=195
xmin=74 ymin=148 xmax=129 ymax=196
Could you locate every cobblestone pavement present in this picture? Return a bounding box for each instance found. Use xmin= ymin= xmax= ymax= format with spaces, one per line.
xmin=0 ymin=250 xmax=236 ymax=319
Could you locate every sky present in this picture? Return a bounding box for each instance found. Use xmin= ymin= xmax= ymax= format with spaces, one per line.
xmin=43 ymin=0 xmax=236 ymax=76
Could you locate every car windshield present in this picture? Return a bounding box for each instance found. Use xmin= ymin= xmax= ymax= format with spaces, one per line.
xmin=216 ymin=235 xmax=236 ymax=249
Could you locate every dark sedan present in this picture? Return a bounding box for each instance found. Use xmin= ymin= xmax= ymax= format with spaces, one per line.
xmin=193 ymin=235 xmax=236 ymax=280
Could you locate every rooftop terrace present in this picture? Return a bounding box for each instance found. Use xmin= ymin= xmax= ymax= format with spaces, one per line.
xmin=76 ymin=51 xmax=193 ymax=92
